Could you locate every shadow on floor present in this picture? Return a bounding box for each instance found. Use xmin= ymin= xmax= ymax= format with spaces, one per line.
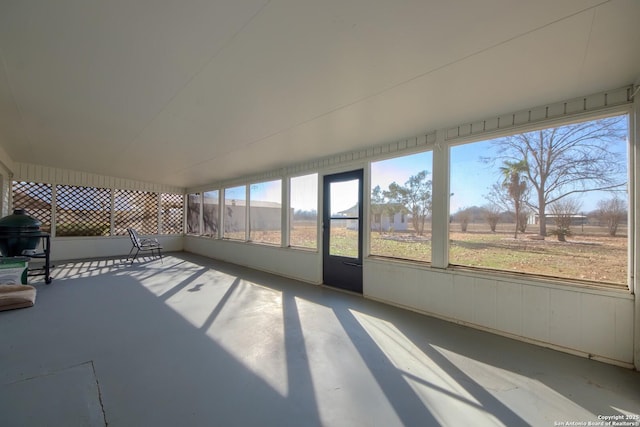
xmin=2 ymin=252 xmax=638 ymax=426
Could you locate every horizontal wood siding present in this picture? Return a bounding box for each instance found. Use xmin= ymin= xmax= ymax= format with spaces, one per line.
xmin=14 ymin=162 xmax=184 ymax=194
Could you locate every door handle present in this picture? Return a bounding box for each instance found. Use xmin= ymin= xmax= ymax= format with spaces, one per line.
xmin=343 ymin=261 xmax=362 ymax=268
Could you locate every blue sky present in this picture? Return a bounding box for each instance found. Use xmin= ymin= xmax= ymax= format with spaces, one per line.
xmin=371 ymin=151 xmax=433 ymax=193
xmin=372 ymin=133 xmax=628 ymax=213
xmin=224 ymin=185 xmax=246 ymax=201
xmin=449 ymin=141 xmax=501 ymax=212
xmin=370 ymin=149 xmax=494 ymax=213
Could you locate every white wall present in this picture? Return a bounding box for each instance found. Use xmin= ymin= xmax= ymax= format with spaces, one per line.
xmin=185 ymin=236 xmax=320 ymax=284
xmin=50 ymin=235 xmax=183 ymax=262
xmin=13 ymin=162 xmax=183 ymax=194
xmin=0 ymin=139 xmax=15 ymax=217
xmin=364 ymin=258 xmax=634 ymax=367
xmin=633 ymin=87 xmax=640 ymax=369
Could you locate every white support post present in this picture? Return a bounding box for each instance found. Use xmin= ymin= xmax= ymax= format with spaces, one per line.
xmin=633 ymin=86 xmax=640 ymax=370
xmin=282 ymin=177 xmax=290 ymax=248
xmin=110 ymin=189 xmax=116 ymax=236
xmin=431 ymin=131 xmax=449 ymax=268
xmin=363 ymin=163 xmax=371 ymax=258
xmin=216 ymin=190 xmax=222 ymax=239
xmin=219 ymin=191 xmax=225 ymax=238
xmin=245 ymin=185 xmax=250 ymax=242
xmin=199 ymin=192 xmax=204 ymax=236
xmin=157 ymin=193 xmax=162 ymax=235
xmin=182 ymin=194 xmax=187 ymax=235
xmin=50 ymin=184 xmax=57 ymax=238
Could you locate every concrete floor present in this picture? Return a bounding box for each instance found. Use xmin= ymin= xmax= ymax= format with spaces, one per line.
xmin=1 ymin=252 xmax=639 ymax=427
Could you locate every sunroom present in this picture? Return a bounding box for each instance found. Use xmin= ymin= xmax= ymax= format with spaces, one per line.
xmin=1 ymin=1 xmax=639 ymax=425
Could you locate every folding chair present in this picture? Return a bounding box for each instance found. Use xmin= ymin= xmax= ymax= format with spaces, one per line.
xmin=126 ymin=228 xmax=163 ymax=262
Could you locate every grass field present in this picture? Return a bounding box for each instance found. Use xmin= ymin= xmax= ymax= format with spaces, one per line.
xmin=300 ymin=221 xmax=628 ymax=286
xmin=448 ymin=227 xmax=627 ymax=285
xmin=230 ymin=221 xmax=627 ymax=286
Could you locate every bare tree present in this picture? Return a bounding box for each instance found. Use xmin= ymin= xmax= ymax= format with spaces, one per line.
xmin=548 ymin=198 xmax=582 ymax=242
xmin=517 ymin=208 xmax=530 ymax=233
xmin=202 ymin=204 xmax=218 ymax=236
xmin=455 ymin=207 xmax=473 ymax=232
xmin=384 ymin=171 xmax=432 ymax=236
xmin=596 ymin=197 xmax=627 ymax=236
xmin=482 ymin=204 xmax=502 ymax=232
xmin=186 ymin=193 xmax=201 ymax=234
xmin=485 ymin=182 xmax=511 ymax=211
xmin=487 ymin=116 xmax=627 ymax=238
xmin=202 ymin=192 xmax=219 ymax=236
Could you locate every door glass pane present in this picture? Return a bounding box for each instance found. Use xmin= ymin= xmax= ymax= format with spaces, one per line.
xmin=329 ymin=178 xmax=359 ymax=258
xmin=329 ymin=219 xmax=358 ymax=258
xmin=330 ymin=180 xmax=359 ymax=217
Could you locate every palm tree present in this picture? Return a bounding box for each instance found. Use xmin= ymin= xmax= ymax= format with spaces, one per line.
xmin=500 ymin=160 xmax=528 ymax=238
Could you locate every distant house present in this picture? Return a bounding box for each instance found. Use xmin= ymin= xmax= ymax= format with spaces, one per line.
xmin=338 ymin=203 xmax=409 ymax=231
xmin=371 ymin=214 xmax=408 ymax=232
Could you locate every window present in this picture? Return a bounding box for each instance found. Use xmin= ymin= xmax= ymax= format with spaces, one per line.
xmin=55 ymin=185 xmax=110 ymax=236
xmin=203 ymin=190 xmax=219 ymax=237
xmin=224 ymin=186 xmax=246 ymax=240
xmin=12 ymin=181 xmax=52 ymax=233
xmin=186 ymin=193 xmax=201 ymax=235
xmin=289 ymin=173 xmax=318 ymax=249
xmin=370 ymin=152 xmax=433 ymax=262
xmin=114 ymin=190 xmax=158 ymax=235
xmin=449 ymin=114 xmax=629 ymax=286
xmin=161 ymin=193 xmax=184 ymax=234
xmin=249 ymin=180 xmax=281 ymax=245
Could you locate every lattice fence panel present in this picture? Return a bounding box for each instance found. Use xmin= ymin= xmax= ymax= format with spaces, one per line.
xmin=161 ymin=193 xmax=184 ymax=234
xmin=12 ymin=181 xmax=52 ymax=232
xmin=113 ymin=190 xmax=158 ymax=235
xmin=55 ymin=185 xmax=111 ymax=236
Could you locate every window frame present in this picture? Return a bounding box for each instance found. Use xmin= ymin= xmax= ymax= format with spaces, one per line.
xmin=288 ymin=173 xmax=319 ymax=250
xmin=202 ymin=190 xmax=220 ymax=238
xmin=223 ymin=185 xmax=248 ymax=241
xmin=368 ymin=150 xmax=435 ymax=264
xmin=443 ymin=107 xmax=633 ymax=289
xmin=186 ymin=192 xmax=202 ymax=236
xmin=248 ymin=179 xmax=283 ymax=246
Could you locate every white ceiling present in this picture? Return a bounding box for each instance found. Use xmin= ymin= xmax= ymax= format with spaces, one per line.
xmin=0 ymin=0 xmax=638 ymax=189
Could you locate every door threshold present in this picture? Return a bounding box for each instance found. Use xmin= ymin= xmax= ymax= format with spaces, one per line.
xmin=320 ymin=283 xmax=363 ymax=297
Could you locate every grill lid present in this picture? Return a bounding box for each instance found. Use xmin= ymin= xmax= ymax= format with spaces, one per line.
xmin=0 ymin=208 xmax=42 ymax=232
